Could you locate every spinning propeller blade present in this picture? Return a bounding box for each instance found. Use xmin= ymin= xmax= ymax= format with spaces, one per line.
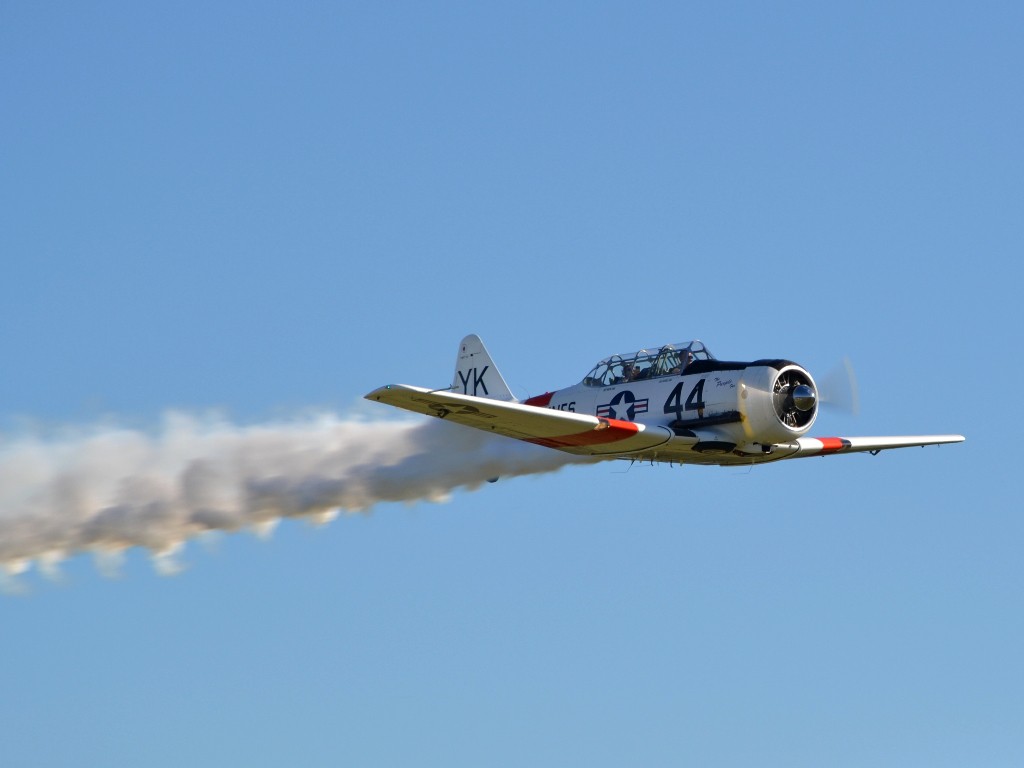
xmin=818 ymin=357 xmax=860 ymax=416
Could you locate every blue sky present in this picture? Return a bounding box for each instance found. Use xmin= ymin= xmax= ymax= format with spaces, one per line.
xmin=1 ymin=2 xmax=1021 ymax=766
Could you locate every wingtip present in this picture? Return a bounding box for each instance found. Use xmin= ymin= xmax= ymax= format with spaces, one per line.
xmin=364 ymin=384 xmax=393 ymax=401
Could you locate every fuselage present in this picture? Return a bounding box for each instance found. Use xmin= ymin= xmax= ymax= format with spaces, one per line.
xmin=522 ymin=356 xmax=820 ymax=465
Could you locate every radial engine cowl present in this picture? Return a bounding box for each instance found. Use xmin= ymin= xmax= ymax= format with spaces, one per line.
xmin=739 ymin=363 xmax=819 ymax=444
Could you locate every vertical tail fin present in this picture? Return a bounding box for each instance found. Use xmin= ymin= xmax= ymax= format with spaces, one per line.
xmin=452 ymin=335 xmax=516 ymax=402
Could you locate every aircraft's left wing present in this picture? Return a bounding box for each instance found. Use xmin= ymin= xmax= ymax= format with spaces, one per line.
xmin=785 ymin=434 xmax=965 ymax=457
xmin=365 ymin=384 xmax=680 ymax=456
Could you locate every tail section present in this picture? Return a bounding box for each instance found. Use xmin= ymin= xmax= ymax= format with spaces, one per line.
xmin=452 ymin=335 xmax=516 ymax=402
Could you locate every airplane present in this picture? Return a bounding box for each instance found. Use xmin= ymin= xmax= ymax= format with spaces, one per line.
xmin=365 ymin=335 xmax=964 ymax=467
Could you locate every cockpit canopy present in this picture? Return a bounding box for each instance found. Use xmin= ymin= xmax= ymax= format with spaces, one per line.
xmin=581 ymin=341 xmax=715 ymax=387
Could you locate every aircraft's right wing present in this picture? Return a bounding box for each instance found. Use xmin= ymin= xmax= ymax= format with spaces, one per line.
xmin=365 ymin=384 xmax=679 ymax=456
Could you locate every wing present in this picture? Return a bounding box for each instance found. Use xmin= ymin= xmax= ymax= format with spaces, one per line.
xmin=366 ymin=385 xmax=964 ymax=465
xmin=785 ymin=434 xmax=964 ymax=458
xmin=365 ymin=384 xmax=677 ymax=456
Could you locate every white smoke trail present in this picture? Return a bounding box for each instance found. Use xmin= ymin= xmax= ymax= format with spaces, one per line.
xmin=0 ymin=411 xmax=593 ymax=581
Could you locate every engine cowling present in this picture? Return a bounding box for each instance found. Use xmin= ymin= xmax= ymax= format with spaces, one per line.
xmin=737 ymin=362 xmax=818 ymax=444
xmin=666 ymin=360 xmax=819 ymax=455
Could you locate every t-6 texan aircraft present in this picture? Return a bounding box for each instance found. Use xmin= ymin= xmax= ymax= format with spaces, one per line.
xmin=366 ymin=335 xmax=964 ymax=467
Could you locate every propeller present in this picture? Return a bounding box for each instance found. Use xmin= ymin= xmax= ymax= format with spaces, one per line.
xmin=817 ymin=357 xmax=860 ymax=416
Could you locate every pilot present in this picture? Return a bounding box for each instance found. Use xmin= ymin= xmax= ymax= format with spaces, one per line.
xmin=670 ymin=352 xmax=693 ymax=375
xmin=622 ymin=364 xmax=637 ymax=381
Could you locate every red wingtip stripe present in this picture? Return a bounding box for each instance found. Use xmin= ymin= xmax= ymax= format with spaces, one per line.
xmin=816 ymin=437 xmax=851 ymax=454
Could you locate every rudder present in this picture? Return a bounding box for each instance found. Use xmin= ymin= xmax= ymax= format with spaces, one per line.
xmin=452 ymin=335 xmax=516 ymax=402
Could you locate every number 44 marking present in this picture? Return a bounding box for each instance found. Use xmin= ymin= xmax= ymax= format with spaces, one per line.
xmin=663 ymin=379 xmax=706 ymax=420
